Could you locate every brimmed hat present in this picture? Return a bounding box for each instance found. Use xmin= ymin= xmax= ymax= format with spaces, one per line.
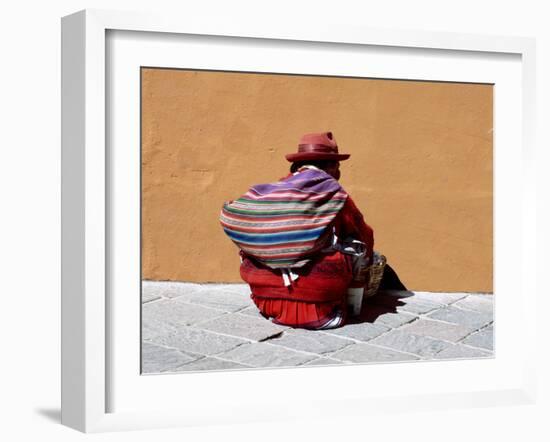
xmin=285 ymin=131 xmax=350 ymax=163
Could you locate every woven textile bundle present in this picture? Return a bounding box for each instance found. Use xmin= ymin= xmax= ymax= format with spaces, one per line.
xmin=220 ymin=168 xmax=348 ymax=269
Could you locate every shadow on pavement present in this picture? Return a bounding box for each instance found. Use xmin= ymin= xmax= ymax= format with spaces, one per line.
xmin=348 ymin=262 xmax=413 ymax=324
xmin=345 ymin=291 xmax=411 ymax=324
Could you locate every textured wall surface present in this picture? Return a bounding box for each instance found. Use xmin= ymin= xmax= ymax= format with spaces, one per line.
xmin=141 ymin=68 xmax=493 ymax=292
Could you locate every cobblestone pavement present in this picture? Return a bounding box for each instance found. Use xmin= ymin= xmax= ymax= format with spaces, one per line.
xmin=141 ymin=281 xmax=494 ymax=374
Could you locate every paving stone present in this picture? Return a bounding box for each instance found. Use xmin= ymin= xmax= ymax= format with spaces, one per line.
xmin=142 ymin=292 xmax=162 ymax=304
xmin=169 ymin=287 xmax=253 ymax=312
xmin=361 ymin=304 xmax=418 ymax=329
xmin=408 ymin=291 xmax=469 ymax=305
xmin=142 ymin=280 xmax=169 ymax=298
xmin=369 ymin=329 xmax=453 ymax=358
xmin=173 ymin=357 xmax=251 ymax=372
xmin=304 ymin=358 xmax=345 ymax=366
xmin=141 ymin=342 xmax=197 ymax=373
xmin=435 ymin=344 xmax=493 ymax=360
xmin=372 ymin=290 xmax=467 ymax=305
xmin=142 ymin=280 xmax=204 ymax=299
xmin=369 ymin=292 xmax=444 ymax=315
xmin=236 ymin=306 xmax=265 ymax=319
xmin=453 ymin=295 xmax=494 ymax=314
xmin=141 ymin=282 xmax=495 ymax=373
xmin=331 ymin=343 xmax=419 ymax=363
xmin=147 ymin=327 xmax=248 ymax=356
xmin=142 ymin=316 xmax=179 ymax=341
xmin=203 ymin=284 xmax=251 ymax=296
xmin=142 ymin=298 xmax=226 ymax=328
xmin=397 ymin=300 xmax=445 ymax=315
xmin=219 ymin=342 xmax=316 ymax=367
xmin=427 ymin=306 xmax=493 ymax=329
xmin=400 ymin=318 xmax=477 ymax=342
xmin=199 ymin=313 xmax=287 ymax=341
xmin=268 ymin=329 xmax=354 ymax=354
xmin=322 ymin=321 xmax=389 ymax=342
xmin=462 ymin=326 xmax=494 ymax=350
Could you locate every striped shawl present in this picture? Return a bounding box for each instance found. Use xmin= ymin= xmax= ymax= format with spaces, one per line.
xmin=220 ymin=167 xmax=348 ymax=269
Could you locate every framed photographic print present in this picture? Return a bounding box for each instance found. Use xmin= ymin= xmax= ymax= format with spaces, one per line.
xmin=61 ymin=9 xmax=537 ymax=433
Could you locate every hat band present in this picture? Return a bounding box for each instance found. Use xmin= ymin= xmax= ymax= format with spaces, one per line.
xmin=298 ymin=143 xmax=338 ymax=154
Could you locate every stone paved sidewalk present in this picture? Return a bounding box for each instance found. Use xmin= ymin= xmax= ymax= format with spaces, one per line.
xmin=141 ymin=281 xmax=494 ymax=374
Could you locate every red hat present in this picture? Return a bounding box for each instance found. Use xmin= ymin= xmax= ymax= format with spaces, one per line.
xmin=285 ymin=131 xmax=350 ymax=163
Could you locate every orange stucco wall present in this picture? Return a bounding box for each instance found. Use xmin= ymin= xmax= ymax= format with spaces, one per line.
xmin=141 ymin=68 xmax=493 ymax=293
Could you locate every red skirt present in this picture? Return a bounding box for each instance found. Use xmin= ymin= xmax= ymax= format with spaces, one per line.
xmin=240 ymin=251 xmax=353 ymax=329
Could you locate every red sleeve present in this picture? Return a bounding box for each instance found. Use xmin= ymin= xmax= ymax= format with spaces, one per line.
xmin=335 ymin=196 xmax=374 ymax=257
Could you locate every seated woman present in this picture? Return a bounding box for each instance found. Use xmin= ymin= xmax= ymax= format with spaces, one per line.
xmin=220 ymin=131 xmax=403 ymax=329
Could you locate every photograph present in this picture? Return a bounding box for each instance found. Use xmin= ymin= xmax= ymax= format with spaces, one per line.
xmin=140 ymin=67 xmax=494 ymax=374
xmin=51 ymin=2 xmax=546 ymax=436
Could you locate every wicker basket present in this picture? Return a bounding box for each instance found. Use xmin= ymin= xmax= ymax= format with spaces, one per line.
xmin=364 ymin=252 xmax=386 ymax=298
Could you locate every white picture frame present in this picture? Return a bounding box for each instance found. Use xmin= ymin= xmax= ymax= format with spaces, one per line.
xmin=61 ymin=9 xmax=537 ymax=433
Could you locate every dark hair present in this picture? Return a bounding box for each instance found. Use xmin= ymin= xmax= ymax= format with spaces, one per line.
xmin=290 ymin=160 xmax=338 ymax=173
